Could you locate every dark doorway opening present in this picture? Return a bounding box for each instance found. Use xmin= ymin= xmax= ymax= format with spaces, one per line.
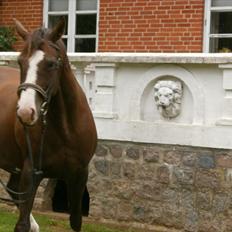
xmin=52 ymin=179 xmax=69 ymax=213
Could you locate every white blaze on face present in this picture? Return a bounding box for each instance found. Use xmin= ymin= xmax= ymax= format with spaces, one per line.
xmin=30 ymin=214 xmax=39 ymax=232
xmin=17 ymin=50 xmax=45 ymax=124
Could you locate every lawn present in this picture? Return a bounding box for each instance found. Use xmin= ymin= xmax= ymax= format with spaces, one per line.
xmin=0 ymin=206 xmax=136 ymax=232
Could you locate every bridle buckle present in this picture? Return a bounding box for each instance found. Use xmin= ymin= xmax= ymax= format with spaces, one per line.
xmin=40 ymin=101 xmax=48 ymax=125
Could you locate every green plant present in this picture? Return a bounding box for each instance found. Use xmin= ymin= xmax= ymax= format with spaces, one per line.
xmin=0 ymin=26 xmax=17 ymax=51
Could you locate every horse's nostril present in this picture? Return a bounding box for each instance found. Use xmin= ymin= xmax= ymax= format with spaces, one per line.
xmin=30 ymin=108 xmax=35 ymax=121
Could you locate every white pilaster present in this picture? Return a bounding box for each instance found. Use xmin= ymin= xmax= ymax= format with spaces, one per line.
xmin=217 ymin=64 xmax=232 ymax=125
xmin=93 ymin=63 xmax=117 ymax=119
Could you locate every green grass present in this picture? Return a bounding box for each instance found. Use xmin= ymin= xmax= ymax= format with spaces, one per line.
xmin=0 ymin=207 xmax=135 ymax=232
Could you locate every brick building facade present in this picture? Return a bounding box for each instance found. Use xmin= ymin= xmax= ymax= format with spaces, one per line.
xmin=0 ymin=0 xmax=205 ymax=52
xmin=98 ymin=0 xmax=204 ymax=52
xmin=0 ymin=0 xmax=43 ymax=50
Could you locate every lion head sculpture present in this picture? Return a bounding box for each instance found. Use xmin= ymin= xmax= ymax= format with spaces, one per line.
xmin=154 ymin=80 xmax=183 ymax=119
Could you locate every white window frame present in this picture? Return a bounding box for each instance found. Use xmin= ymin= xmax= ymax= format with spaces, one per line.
xmin=43 ymin=0 xmax=100 ymax=53
xmin=203 ymin=0 xmax=232 ymax=52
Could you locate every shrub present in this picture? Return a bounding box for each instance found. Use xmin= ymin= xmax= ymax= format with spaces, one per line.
xmin=0 ymin=26 xmax=17 ymax=51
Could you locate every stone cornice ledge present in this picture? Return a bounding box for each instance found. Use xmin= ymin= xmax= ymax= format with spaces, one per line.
xmin=2 ymin=52 xmax=232 ymax=64
xmin=68 ymin=53 xmax=232 ymax=64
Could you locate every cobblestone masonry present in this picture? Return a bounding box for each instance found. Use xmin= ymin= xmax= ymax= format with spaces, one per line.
xmin=2 ymin=140 xmax=232 ymax=231
xmin=87 ymin=140 xmax=232 ymax=232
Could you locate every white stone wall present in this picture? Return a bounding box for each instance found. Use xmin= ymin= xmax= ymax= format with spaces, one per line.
xmin=2 ymin=52 xmax=232 ymax=149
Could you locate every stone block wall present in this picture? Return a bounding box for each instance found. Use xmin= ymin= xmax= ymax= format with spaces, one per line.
xmin=88 ymin=140 xmax=232 ymax=231
xmin=0 ymin=170 xmax=10 ymax=201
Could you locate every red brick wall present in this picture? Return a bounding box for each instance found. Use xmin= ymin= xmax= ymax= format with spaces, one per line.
xmin=0 ymin=0 xmax=43 ymax=51
xmin=98 ymin=0 xmax=204 ymax=52
xmin=0 ymin=0 xmax=204 ymax=53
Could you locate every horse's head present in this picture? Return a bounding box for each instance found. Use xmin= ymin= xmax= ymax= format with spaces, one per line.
xmin=15 ymin=18 xmax=66 ymax=126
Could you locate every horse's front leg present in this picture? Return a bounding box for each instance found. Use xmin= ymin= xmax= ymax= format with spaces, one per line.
xmin=7 ymin=173 xmax=39 ymax=232
xmin=67 ymin=167 xmax=88 ymax=232
xmin=14 ymin=158 xmax=42 ymax=232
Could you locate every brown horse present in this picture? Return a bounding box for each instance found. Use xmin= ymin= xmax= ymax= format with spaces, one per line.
xmin=0 ymin=18 xmax=97 ymax=232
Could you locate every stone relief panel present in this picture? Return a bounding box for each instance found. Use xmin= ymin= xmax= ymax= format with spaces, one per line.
xmin=140 ymin=76 xmax=193 ymax=123
xmin=154 ymin=80 xmax=183 ymax=119
xmin=129 ymin=63 xmax=205 ymax=124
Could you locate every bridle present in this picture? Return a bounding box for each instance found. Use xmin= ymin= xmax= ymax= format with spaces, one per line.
xmin=17 ymin=82 xmax=52 ymax=125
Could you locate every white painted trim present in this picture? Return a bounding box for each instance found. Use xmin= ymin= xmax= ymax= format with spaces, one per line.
xmin=76 ymin=10 xmax=97 ymax=15
xmin=67 ymin=52 xmax=232 ymax=64
xmin=67 ymin=0 xmax=76 ymax=52
xmin=5 ymin=52 xmax=232 ymax=64
xmin=96 ymin=0 xmax=100 ymax=52
xmin=47 ymin=11 xmax=69 ymax=15
xmin=210 ymin=33 xmax=232 ymax=38
xmin=75 ymin=35 xmax=96 ymax=39
xmin=203 ymin=0 xmax=211 ymax=52
xmin=211 ymin=6 xmax=232 ymax=12
xmin=43 ymin=0 xmax=49 ymax=27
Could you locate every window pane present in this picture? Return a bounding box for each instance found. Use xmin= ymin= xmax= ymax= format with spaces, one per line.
xmin=75 ymin=38 xmax=96 ymax=52
xmin=49 ymin=0 xmax=69 ymax=11
xmin=211 ymin=12 xmax=232 ymax=34
xmin=210 ymin=38 xmax=232 ymax=52
xmin=76 ymin=0 xmax=97 ymax=10
xmin=76 ymin=14 xmax=96 ymax=35
xmin=48 ymin=15 xmax=68 ymax=35
xmin=212 ymin=0 xmax=232 ymax=7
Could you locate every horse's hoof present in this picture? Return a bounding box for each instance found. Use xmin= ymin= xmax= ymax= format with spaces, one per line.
xmin=70 ymin=215 xmax=82 ymax=232
xmin=30 ymin=214 xmax=39 ymax=232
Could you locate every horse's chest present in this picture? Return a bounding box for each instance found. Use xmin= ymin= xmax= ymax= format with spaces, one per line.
xmin=42 ymin=141 xmax=80 ymax=176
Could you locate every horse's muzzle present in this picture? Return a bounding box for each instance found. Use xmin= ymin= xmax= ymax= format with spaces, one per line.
xmin=17 ymin=107 xmax=37 ymax=126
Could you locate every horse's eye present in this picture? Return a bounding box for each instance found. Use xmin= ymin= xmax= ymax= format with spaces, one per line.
xmin=47 ymin=60 xmax=57 ymax=70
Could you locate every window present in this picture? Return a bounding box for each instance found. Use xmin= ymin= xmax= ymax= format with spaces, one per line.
xmin=43 ymin=0 xmax=99 ymax=52
xmin=204 ymin=0 xmax=232 ymax=52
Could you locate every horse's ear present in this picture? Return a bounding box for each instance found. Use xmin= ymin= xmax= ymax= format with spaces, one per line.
xmin=14 ymin=18 xmax=29 ymax=41
xmin=48 ymin=17 xmax=66 ymax=43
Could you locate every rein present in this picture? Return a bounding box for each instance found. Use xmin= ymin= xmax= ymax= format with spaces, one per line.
xmin=0 ymin=83 xmax=51 ymax=204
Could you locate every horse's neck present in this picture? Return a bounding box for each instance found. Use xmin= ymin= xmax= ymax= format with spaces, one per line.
xmin=50 ymin=69 xmax=81 ymax=136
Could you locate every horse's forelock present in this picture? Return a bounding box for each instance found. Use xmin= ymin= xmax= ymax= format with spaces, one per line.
xmin=30 ymin=28 xmax=49 ymax=50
